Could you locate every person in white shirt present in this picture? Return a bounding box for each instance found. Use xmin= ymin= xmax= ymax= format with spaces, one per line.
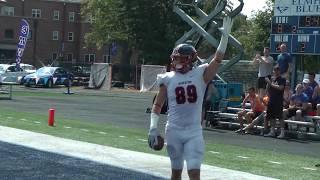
xmin=147 ymin=16 xmax=233 ymax=180
xmin=253 ymin=47 xmax=274 ymax=99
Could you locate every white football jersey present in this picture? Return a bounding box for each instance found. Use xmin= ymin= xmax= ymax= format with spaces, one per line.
xmin=157 ymin=64 xmax=208 ymax=130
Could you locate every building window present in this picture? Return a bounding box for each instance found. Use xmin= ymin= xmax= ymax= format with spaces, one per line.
xmin=4 ymin=29 xmax=14 ymax=39
xmin=52 ymin=53 xmax=58 ymax=61
xmin=69 ymin=12 xmax=75 ymax=22
xmin=53 ymin=10 xmax=59 ymax=20
xmin=27 ymin=30 xmax=32 ymax=40
xmin=1 ymin=6 xmax=15 ymax=16
xmin=67 ymin=54 xmax=73 ymax=61
xmin=85 ymin=54 xmax=95 ymax=63
xmin=67 ymin=32 xmax=74 ymax=41
xmin=52 ymin=31 xmax=59 ymax=40
xmin=32 ymin=9 xmax=41 ymax=18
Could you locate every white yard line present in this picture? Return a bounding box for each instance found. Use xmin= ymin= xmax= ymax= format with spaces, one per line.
xmin=0 ymin=126 xmax=278 ymax=180
xmin=137 ymin=139 xmax=148 ymax=142
xmin=237 ymin=156 xmax=250 ymax=159
xmin=301 ymin=167 xmax=317 ymax=171
xmin=267 ymin=161 xmax=282 ymax=165
xmin=98 ymin=131 xmax=107 ymax=135
xmin=209 ymin=151 xmax=221 ymax=154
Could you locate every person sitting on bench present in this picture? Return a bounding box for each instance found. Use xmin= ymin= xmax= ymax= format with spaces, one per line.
xmin=235 ymin=87 xmax=265 ymax=134
xmin=283 ymin=83 xmax=309 ymax=122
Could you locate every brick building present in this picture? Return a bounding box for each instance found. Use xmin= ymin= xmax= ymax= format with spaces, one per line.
xmin=0 ymin=0 xmax=110 ymax=68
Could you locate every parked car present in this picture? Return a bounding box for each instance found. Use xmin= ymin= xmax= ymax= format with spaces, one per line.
xmin=12 ymin=63 xmax=37 ymax=73
xmin=72 ymin=65 xmax=90 ymax=86
xmin=23 ymin=67 xmax=73 ymax=88
xmin=0 ymin=64 xmax=34 ymax=84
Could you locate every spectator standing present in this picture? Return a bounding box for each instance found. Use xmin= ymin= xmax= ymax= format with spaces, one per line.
xmin=253 ymin=47 xmax=274 ymax=99
xmin=277 ymin=43 xmax=292 ymax=80
xmin=264 ymin=66 xmax=286 ymax=138
xmin=308 ymin=72 xmax=318 ymax=90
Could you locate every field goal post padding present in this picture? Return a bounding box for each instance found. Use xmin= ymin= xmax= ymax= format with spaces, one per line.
xmin=88 ymin=63 xmax=112 ymax=90
xmin=140 ymin=65 xmax=166 ymax=92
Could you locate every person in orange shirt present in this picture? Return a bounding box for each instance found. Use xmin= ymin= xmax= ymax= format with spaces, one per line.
xmin=235 ymin=87 xmax=265 ymax=133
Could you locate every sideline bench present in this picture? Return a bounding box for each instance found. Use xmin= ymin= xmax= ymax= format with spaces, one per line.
xmin=284 ymin=116 xmax=320 ymax=133
xmin=206 ymin=108 xmax=320 ymax=135
xmin=0 ymin=83 xmax=13 ymax=100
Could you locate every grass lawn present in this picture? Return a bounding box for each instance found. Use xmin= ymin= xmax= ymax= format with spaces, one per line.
xmin=0 ymin=107 xmax=319 ymax=180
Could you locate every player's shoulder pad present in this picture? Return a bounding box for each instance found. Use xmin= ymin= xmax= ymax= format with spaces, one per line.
xmin=157 ymin=71 xmax=174 ymax=87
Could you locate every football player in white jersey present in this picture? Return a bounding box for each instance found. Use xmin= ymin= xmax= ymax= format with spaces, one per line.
xmin=148 ymin=16 xmax=233 ymax=180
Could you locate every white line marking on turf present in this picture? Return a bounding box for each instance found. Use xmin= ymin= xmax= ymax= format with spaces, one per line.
xmin=33 ymin=121 xmax=41 ymax=124
xmin=302 ymin=167 xmax=317 ymax=171
xmin=63 ymin=126 xmax=72 ymax=129
xmin=80 ymin=129 xmax=89 ymax=132
xmin=268 ymin=161 xmax=282 ymax=165
xmin=209 ymin=151 xmax=221 ymax=154
xmin=137 ymin=139 xmax=147 ymax=142
xmin=98 ymin=131 xmax=107 ymax=135
xmin=237 ymin=156 xmax=249 ymax=159
xmin=20 ymin=118 xmax=27 ymax=121
xmin=119 ymin=136 xmax=126 ymax=138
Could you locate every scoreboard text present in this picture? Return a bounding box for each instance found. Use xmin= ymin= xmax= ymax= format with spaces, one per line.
xmin=270 ymin=16 xmax=320 ymax=55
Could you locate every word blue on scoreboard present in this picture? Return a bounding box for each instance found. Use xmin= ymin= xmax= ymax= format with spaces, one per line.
xmin=270 ymin=15 xmax=320 ymax=55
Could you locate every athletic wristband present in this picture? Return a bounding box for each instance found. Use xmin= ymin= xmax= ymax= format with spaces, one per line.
xmin=150 ymin=113 xmax=160 ymax=129
xmin=217 ymin=35 xmax=228 ymax=54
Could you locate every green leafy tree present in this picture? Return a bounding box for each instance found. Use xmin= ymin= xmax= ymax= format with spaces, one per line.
xmin=232 ymin=0 xmax=274 ymax=59
xmin=82 ymin=0 xmax=189 ymax=65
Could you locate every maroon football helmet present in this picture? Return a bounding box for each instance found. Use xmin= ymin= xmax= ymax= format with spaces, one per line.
xmin=170 ymin=44 xmax=197 ymax=73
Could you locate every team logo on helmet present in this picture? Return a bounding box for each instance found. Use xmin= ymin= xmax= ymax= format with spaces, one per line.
xmin=170 ymin=44 xmax=197 ymax=73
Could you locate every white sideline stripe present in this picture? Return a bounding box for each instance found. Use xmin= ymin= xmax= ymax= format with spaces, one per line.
xmin=138 ymin=139 xmax=148 ymax=142
xmin=209 ymin=151 xmax=221 ymax=154
xmin=237 ymin=156 xmax=249 ymax=159
xmin=98 ymin=131 xmax=107 ymax=135
xmin=0 ymin=126 xmax=278 ymax=180
xmin=119 ymin=136 xmax=126 ymax=138
xmin=33 ymin=121 xmax=41 ymax=124
xmin=20 ymin=118 xmax=27 ymax=121
xmin=301 ymin=167 xmax=317 ymax=171
xmin=268 ymin=161 xmax=282 ymax=165
xmin=63 ymin=126 xmax=72 ymax=129
xmin=80 ymin=129 xmax=89 ymax=132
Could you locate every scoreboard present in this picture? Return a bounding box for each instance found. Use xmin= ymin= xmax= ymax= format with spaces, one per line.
xmin=270 ymin=16 xmax=320 ymax=55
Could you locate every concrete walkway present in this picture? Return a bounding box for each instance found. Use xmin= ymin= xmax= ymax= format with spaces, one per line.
xmin=0 ymin=126 xmax=278 ymax=180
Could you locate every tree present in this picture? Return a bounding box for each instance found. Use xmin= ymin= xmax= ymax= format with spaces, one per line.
xmin=82 ymin=0 xmax=190 ymax=65
xmin=231 ymin=0 xmax=274 ymax=59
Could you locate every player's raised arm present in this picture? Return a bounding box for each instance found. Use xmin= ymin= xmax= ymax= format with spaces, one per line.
xmin=203 ymin=16 xmax=234 ymax=84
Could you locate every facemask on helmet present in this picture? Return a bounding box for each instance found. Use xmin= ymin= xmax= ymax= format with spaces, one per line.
xmin=170 ymin=44 xmax=197 ymax=73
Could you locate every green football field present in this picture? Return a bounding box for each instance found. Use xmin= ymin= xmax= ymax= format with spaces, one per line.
xmin=0 ymin=103 xmax=319 ymax=180
xmin=0 ymin=108 xmax=320 ymax=179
